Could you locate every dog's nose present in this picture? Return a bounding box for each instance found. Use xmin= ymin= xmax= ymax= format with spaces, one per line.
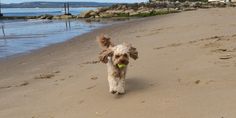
xmin=120 ymin=60 xmax=129 ymax=65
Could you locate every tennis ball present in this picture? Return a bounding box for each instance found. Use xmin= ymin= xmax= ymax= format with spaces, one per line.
xmin=117 ymin=64 xmax=126 ymax=68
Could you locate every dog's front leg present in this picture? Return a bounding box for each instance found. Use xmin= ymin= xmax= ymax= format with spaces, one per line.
xmin=107 ymin=57 xmax=118 ymax=94
xmin=108 ymin=76 xmax=118 ymax=94
xmin=117 ymin=78 xmax=125 ymax=94
xmin=117 ymin=70 xmax=126 ymax=94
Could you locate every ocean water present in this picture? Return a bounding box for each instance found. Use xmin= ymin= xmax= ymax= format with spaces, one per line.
xmin=2 ymin=8 xmax=97 ymax=16
xmin=0 ymin=8 xmax=110 ymax=58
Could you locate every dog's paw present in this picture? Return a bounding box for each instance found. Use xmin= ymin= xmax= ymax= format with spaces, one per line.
xmin=117 ymin=92 xmax=125 ymax=95
xmin=117 ymin=89 xmax=125 ymax=95
xmin=117 ymin=86 xmax=125 ymax=94
xmin=110 ymin=90 xmax=117 ymax=94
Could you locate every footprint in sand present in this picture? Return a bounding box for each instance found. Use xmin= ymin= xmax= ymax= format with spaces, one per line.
xmin=68 ymin=75 xmax=73 ymax=78
xmin=169 ymin=43 xmax=183 ymax=47
xmin=153 ymin=43 xmax=182 ymax=50
xmin=34 ymin=73 xmax=55 ymax=79
xmin=90 ymin=76 xmax=98 ymax=80
xmin=82 ymin=60 xmax=100 ymax=65
xmin=195 ymin=80 xmax=201 ymax=84
xmin=53 ymin=70 xmax=60 ymax=73
xmin=16 ymin=81 xmax=29 ymax=87
xmin=206 ymin=80 xmax=215 ymax=85
xmin=0 ymin=85 xmax=12 ymax=89
xmin=153 ymin=46 xmax=165 ymax=50
xmin=79 ymin=100 xmax=84 ymax=104
xmin=0 ymin=81 xmax=29 ymax=90
xmin=219 ymin=54 xmax=233 ymax=60
xmin=34 ymin=71 xmax=60 ymax=80
xmin=86 ymin=85 xmax=96 ymax=90
xmin=211 ymin=48 xmax=228 ymax=53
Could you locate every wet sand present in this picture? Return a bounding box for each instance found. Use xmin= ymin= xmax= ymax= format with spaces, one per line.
xmin=1 ymin=8 xmax=236 ymax=118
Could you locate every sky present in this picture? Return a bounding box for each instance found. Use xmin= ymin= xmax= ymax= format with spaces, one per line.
xmin=2 ymin=0 xmax=148 ymax=4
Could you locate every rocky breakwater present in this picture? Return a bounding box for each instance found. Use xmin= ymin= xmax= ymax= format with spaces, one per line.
xmin=78 ymin=3 xmax=180 ymax=19
xmin=38 ymin=14 xmax=76 ymax=20
xmin=78 ymin=1 xmax=236 ymax=19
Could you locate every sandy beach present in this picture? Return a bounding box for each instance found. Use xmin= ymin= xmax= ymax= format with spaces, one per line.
xmin=1 ymin=7 xmax=236 ymax=118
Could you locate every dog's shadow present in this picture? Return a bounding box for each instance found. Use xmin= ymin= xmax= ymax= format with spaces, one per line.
xmin=114 ymin=77 xmax=155 ymax=99
xmin=125 ymin=77 xmax=152 ymax=94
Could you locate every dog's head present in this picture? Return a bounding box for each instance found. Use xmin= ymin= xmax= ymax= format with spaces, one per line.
xmin=111 ymin=44 xmax=138 ymax=67
xmin=97 ymin=34 xmax=138 ymax=67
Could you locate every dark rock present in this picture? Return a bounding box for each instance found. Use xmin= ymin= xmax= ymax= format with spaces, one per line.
xmin=39 ymin=14 xmax=53 ymax=20
xmin=78 ymin=10 xmax=94 ymax=18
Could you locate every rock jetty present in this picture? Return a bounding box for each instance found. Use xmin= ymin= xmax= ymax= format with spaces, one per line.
xmin=78 ymin=1 xmax=236 ymax=18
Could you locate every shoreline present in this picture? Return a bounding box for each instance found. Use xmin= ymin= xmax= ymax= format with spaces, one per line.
xmin=0 ymin=17 xmax=133 ymax=61
xmin=1 ymin=8 xmax=236 ymax=118
xmin=0 ymin=13 xmax=167 ymax=62
xmin=0 ymin=18 xmax=122 ymax=60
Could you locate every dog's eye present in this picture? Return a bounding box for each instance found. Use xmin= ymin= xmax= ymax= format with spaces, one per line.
xmin=123 ymin=54 xmax=128 ymax=58
xmin=115 ymin=55 xmax=120 ymax=58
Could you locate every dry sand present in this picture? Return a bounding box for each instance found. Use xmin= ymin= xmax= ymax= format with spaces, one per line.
xmin=1 ymin=8 xmax=236 ymax=118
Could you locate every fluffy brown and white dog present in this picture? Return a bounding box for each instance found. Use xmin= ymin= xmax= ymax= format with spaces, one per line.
xmin=97 ymin=34 xmax=138 ymax=94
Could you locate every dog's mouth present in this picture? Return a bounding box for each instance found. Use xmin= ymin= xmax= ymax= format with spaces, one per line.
xmin=116 ymin=63 xmax=128 ymax=69
xmin=115 ymin=59 xmax=129 ymax=69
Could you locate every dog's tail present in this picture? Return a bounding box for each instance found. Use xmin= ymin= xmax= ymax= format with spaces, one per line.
xmin=96 ymin=34 xmax=114 ymax=49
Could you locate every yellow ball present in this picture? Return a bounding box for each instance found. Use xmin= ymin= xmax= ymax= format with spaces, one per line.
xmin=118 ymin=64 xmax=126 ymax=68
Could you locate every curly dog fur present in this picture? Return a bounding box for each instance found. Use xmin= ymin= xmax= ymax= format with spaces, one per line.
xmin=97 ymin=34 xmax=138 ymax=94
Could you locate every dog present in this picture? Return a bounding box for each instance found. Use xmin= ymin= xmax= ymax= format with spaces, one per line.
xmin=97 ymin=34 xmax=138 ymax=94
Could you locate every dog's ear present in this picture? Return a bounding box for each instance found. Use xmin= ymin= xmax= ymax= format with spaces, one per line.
xmin=99 ymin=49 xmax=114 ymax=63
xmin=129 ymin=46 xmax=138 ymax=60
xmin=96 ymin=34 xmax=114 ymax=49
